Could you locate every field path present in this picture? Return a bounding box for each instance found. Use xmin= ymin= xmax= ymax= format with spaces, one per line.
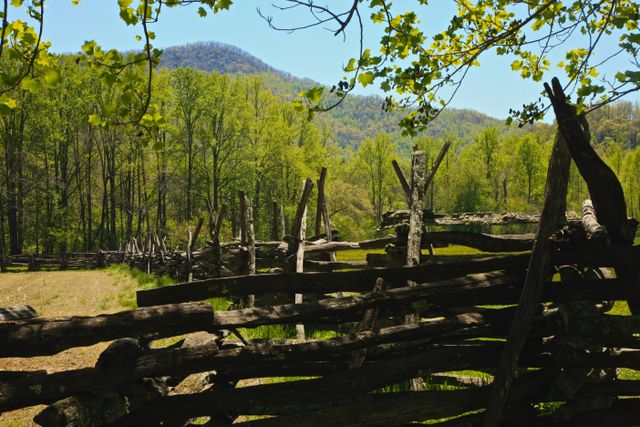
xmin=0 ymin=269 xmax=138 ymax=426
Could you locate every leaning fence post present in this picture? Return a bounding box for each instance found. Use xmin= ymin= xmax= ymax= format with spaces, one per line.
xmin=482 ymin=108 xmax=571 ymax=425
xmin=316 ymin=167 xmax=337 ymax=264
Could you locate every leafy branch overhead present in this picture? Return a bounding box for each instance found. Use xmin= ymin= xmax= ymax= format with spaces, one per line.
xmin=0 ymin=0 xmax=234 ymax=131
xmin=266 ymin=0 xmax=640 ymax=133
xmin=0 ymin=0 xmax=61 ymax=113
xmin=3 ymin=0 xmax=640 ymax=135
xmin=82 ymin=0 xmax=234 ymax=131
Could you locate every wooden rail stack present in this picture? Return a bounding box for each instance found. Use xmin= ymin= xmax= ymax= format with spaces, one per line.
xmin=2 ymin=239 xmax=640 ymax=425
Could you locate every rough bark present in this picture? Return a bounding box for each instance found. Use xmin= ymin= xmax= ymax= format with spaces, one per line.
xmin=581 ymin=199 xmax=609 ymax=245
xmin=0 ymin=302 xmax=213 ymax=357
xmin=135 ymin=246 xmax=640 ymax=305
xmin=546 ymin=77 xmax=636 ymax=245
xmin=483 ymin=122 xmax=572 ymax=426
xmin=239 ymin=191 xmax=256 ymax=307
xmin=0 ymin=305 xmax=37 ymax=321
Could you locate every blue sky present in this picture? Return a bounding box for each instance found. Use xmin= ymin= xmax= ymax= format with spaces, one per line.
xmin=42 ymin=1 xmax=638 ymax=120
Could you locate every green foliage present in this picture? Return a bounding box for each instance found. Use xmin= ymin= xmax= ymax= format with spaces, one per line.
xmin=265 ymin=1 xmax=640 ymax=132
xmin=0 ymin=44 xmax=637 ymax=255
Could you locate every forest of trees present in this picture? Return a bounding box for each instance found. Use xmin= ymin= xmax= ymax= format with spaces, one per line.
xmin=1 ymin=51 xmax=639 ymax=255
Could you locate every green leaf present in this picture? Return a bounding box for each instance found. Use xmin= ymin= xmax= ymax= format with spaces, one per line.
xmin=358 ymin=72 xmax=375 ymax=87
xmin=344 ymin=58 xmax=357 ymax=72
xmin=213 ymin=0 xmax=232 ymax=13
xmin=44 ymin=69 xmax=61 ymax=85
xmin=21 ymin=77 xmax=41 ymax=93
xmin=292 ymin=99 xmax=304 ymax=112
xmin=301 ymin=87 xmax=324 ymax=104
xmin=88 ymin=114 xmax=102 ymax=126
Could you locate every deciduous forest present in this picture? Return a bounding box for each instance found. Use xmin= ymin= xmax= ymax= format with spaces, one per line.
xmin=2 ymin=45 xmax=639 ymax=255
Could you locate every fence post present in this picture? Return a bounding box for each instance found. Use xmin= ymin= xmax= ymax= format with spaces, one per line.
xmin=291 ymin=178 xmax=314 ymax=340
xmin=482 ymin=95 xmax=572 ymax=426
xmin=316 ymin=167 xmax=337 ymax=264
xmin=240 ymin=191 xmax=256 ymax=307
xmin=405 ymin=150 xmax=427 ymax=391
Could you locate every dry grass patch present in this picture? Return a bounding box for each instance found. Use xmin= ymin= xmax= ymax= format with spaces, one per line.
xmin=0 ymin=269 xmax=140 ymax=426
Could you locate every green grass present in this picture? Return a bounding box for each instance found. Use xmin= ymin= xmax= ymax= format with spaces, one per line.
xmin=106 ymin=264 xmax=175 ymax=290
xmin=606 ymin=300 xmax=632 ymax=316
xmin=206 ymin=297 xmax=235 ymax=312
xmin=336 ymin=248 xmax=385 ymax=262
xmin=429 ymin=245 xmax=485 ymax=256
xmin=619 ymin=368 xmax=640 ymax=380
xmin=336 ymin=244 xmax=489 ymax=263
xmin=238 ymin=323 xmax=348 ymax=340
xmin=104 ymin=264 xmax=176 ymax=309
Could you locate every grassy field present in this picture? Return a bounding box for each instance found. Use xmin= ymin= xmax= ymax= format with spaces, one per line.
xmin=0 ymin=266 xmax=171 ymax=426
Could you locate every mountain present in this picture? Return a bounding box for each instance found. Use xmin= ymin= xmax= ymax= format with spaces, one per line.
xmin=159 ymin=41 xmax=289 ymax=76
xmin=159 ymin=41 xmax=545 ymax=149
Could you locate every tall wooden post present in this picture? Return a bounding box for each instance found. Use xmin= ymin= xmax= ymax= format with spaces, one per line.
xmin=186 ymin=229 xmax=193 ymax=282
xmin=406 ymin=150 xmax=426 ymax=391
xmin=406 ymin=151 xmax=426 ymax=272
xmin=291 ymin=178 xmax=314 ymax=340
xmin=239 ymin=191 xmax=256 ymax=307
xmin=315 ymin=167 xmax=337 ymax=263
xmin=315 ymin=167 xmax=327 ymax=237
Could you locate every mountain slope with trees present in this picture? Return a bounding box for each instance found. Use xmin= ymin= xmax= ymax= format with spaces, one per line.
xmin=159 ymin=41 xmax=286 ymax=76
xmin=158 ymin=41 xmax=527 ymax=150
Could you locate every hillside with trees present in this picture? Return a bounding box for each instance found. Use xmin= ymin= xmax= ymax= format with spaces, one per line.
xmin=159 ymin=41 xmax=284 ymax=76
xmin=0 ymin=46 xmax=638 ymax=257
xmin=159 ymin=42 xmax=535 ymax=150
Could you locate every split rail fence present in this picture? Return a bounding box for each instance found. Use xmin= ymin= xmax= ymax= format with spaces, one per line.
xmin=1 ymin=78 xmax=640 ymax=426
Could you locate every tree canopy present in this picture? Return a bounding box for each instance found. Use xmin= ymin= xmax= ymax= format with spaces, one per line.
xmin=267 ymin=0 xmax=640 ymax=132
xmin=2 ymin=1 xmax=639 ymax=133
